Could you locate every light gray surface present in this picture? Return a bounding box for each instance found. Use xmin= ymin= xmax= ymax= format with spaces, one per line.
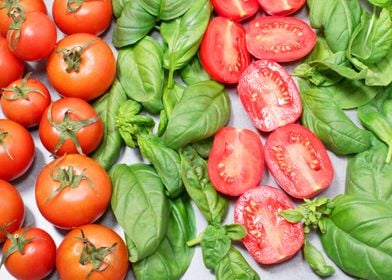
xmin=0 ymin=2 xmax=354 ymax=280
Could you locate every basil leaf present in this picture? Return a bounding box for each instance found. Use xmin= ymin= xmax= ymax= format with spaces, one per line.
xmin=180 ymin=56 xmax=211 ymax=86
xmin=224 ymin=224 xmax=246 ymax=241
xmin=112 ymin=0 xmax=130 ymax=18
xmin=191 ymin=137 xmax=213 ymax=159
xmin=201 ymin=225 xmax=231 ymax=270
xmin=303 ymin=240 xmax=335 ymax=277
xmin=137 ymin=0 xmax=192 ymax=21
xmin=368 ymin=0 xmax=392 ymax=8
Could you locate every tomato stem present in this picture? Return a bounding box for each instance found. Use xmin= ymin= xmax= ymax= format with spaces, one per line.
xmin=66 ymin=0 xmax=84 ymax=12
xmin=2 ymin=72 xmax=46 ymax=100
xmin=0 ymin=228 xmax=34 ymax=268
xmin=0 ymin=131 xmax=14 ymax=160
xmin=57 ymin=39 xmax=95 ymax=73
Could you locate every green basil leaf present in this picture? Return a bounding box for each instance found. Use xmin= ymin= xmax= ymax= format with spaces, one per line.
xmin=368 ymin=0 xmax=392 ymax=8
xmin=224 ymin=224 xmax=246 ymax=241
xmin=303 ymin=240 xmax=335 ymax=277
xmin=180 ymin=56 xmax=211 ymax=86
xmin=191 ymin=137 xmax=213 ymax=159
xmin=137 ymin=0 xmax=192 ymax=21
xmin=112 ymin=0 xmax=130 ymax=18
xmin=201 ymin=225 xmax=231 ymax=270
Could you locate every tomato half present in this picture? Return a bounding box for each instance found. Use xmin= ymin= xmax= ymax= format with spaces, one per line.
xmin=208 ymin=126 xmax=264 ymax=196
xmin=234 ymin=185 xmax=304 ymax=264
xmin=258 ymin=0 xmax=306 ymax=16
xmin=38 ymin=97 xmax=103 ymax=156
xmin=0 ymin=119 xmax=34 ymax=181
xmin=1 ymin=74 xmax=51 ymax=127
xmin=35 ymin=154 xmax=112 ymax=229
xmin=237 ymin=59 xmax=302 ymax=132
xmin=56 ymin=224 xmax=129 ymax=280
xmin=0 ymin=180 xmax=24 ymax=243
xmin=211 ymin=0 xmax=259 ymax=22
xmin=264 ymin=123 xmax=334 ymax=198
xmin=0 ymin=36 xmax=24 ymax=88
xmin=200 ymin=16 xmax=251 ymax=84
xmin=52 ymin=0 xmax=112 ymax=35
xmin=2 ymin=227 xmax=56 ymax=280
xmin=47 ymin=33 xmax=116 ymax=101
xmin=246 ymin=16 xmax=316 ymax=62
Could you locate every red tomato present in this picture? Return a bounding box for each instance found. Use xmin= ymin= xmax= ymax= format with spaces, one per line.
xmin=264 ymin=123 xmax=334 ymax=198
xmin=0 ymin=180 xmax=24 ymax=243
xmin=208 ymin=126 xmax=264 ymax=196
xmin=38 ymin=97 xmax=103 ymax=156
xmin=52 ymin=0 xmax=112 ymax=35
xmin=1 ymin=74 xmax=51 ymax=127
xmin=200 ymin=16 xmax=251 ymax=84
xmin=47 ymin=33 xmax=116 ymax=101
xmin=0 ymin=0 xmax=47 ymax=37
xmin=2 ymin=227 xmax=56 ymax=280
xmin=246 ymin=16 xmax=316 ymax=62
xmin=237 ymin=59 xmax=302 ymax=132
xmin=35 ymin=154 xmax=112 ymax=229
xmin=211 ymin=0 xmax=259 ymax=22
xmin=234 ymin=185 xmax=304 ymax=264
xmin=0 ymin=36 xmax=24 ymax=88
xmin=7 ymin=11 xmax=56 ymax=61
xmin=258 ymin=0 xmax=306 ymax=16
xmin=0 ymin=119 xmax=34 ymax=181
xmin=56 ymin=224 xmax=129 ymax=280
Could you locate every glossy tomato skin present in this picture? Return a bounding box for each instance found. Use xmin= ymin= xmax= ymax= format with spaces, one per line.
xmin=0 ymin=119 xmax=34 ymax=181
xmin=2 ymin=227 xmax=56 ymax=280
xmin=264 ymin=123 xmax=334 ymax=198
xmin=52 ymin=0 xmax=112 ymax=35
xmin=0 ymin=37 xmax=24 ymax=88
xmin=246 ymin=16 xmax=316 ymax=62
xmin=38 ymin=97 xmax=103 ymax=156
xmin=258 ymin=0 xmax=306 ymax=16
xmin=211 ymin=0 xmax=259 ymax=22
xmin=208 ymin=126 xmax=264 ymax=196
xmin=0 ymin=180 xmax=24 ymax=243
xmin=56 ymin=224 xmax=129 ymax=280
xmin=35 ymin=154 xmax=112 ymax=229
xmin=237 ymin=59 xmax=302 ymax=132
xmin=200 ymin=16 xmax=251 ymax=84
xmin=47 ymin=33 xmax=116 ymax=101
xmin=1 ymin=76 xmax=51 ymax=127
xmin=234 ymin=185 xmax=304 ymax=264
xmin=7 ymin=11 xmax=57 ymax=61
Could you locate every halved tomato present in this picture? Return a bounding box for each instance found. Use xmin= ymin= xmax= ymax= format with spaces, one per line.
xmin=258 ymin=0 xmax=306 ymax=16
xmin=211 ymin=0 xmax=259 ymax=22
xmin=234 ymin=185 xmax=304 ymax=264
xmin=208 ymin=126 xmax=264 ymax=196
xmin=237 ymin=59 xmax=302 ymax=132
xmin=264 ymin=123 xmax=334 ymax=198
xmin=246 ymin=16 xmax=316 ymax=62
xmin=200 ymin=16 xmax=251 ymax=84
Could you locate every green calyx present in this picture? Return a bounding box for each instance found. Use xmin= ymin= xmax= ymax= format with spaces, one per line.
xmin=57 ymin=40 xmax=95 ymax=73
xmin=0 ymin=130 xmax=13 ymax=160
xmin=66 ymin=0 xmax=85 ymax=12
xmin=0 ymin=228 xmax=34 ymax=268
xmin=2 ymin=73 xmax=45 ymax=101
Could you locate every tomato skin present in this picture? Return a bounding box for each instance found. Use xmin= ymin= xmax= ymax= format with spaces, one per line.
xmin=38 ymin=97 xmax=103 ymax=156
xmin=234 ymin=185 xmax=304 ymax=264
xmin=35 ymin=154 xmax=112 ymax=229
xmin=1 ymin=76 xmax=51 ymax=127
xmin=211 ymin=0 xmax=259 ymax=22
xmin=258 ymin=0 xmax=306 ymax=16
xmin=52 ymin=0 xmax=112 ymax=35
xmin=200 ymin=16 xmax=251 ymax=84
xmin=0 ymin=119 xmax=34 ymax=181
xmin=47 ymin=33 xmax=116 ymax=101
xmin=0 ymin=36 xmax=24 ymax=88
xmin=264 ymin=123 xmax=334 ymax=198
xmin=2 ymin=227 xmax=56 ymax=280
xmin=56 ymin=224 xmax=129 ymax=280
xmin=208 ymin=126 xmax=264 ymax=196
xmin=237 ymin=59 xmax=302 ymax=132
xmin=245 ymin=16 xmax=316 ymax=62
xmin=0 ymin=180 xmax=24 ymax=243
xmin=7 ymin=11 xmax=57 ymax=61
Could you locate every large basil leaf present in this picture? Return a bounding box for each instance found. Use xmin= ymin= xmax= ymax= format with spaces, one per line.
xmin=321 ymin=195 xmax=392 ymax=280
xmin=137 ymin=0 xmax=192 ymax=21
xmin=110 ymin=164 xmax=170 ymax=262
xmin=200 ymin=225 xmax=231 ymax=270
xmin=117 ymin=36 xmax=164 ymax=113
xmin=162 ymin=81 xmax=231 ymax=150
xmin=180 ymin=56 xmax=211 ymax=86
xmin=112 ymin=0 xmax=155 ymax=48
xmin=368 ymin=0 xmax=392 ymax=8
xmin=133 ymin=195 xmax=196 ymax=280
xmin=362 ymin=47 xmax=392 ymax=86
xmin=112 ymin=0 xmax=130 ymax=18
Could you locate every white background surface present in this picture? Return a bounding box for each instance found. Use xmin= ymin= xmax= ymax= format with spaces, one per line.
xmin=0 ymin=1 xmax=355 ymax=279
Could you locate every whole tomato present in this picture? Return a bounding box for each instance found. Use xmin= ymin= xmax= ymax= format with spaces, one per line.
xmin=0 ymin=36 xmax=24 ymax=88
xmin=47 ymin=33 xmax=116 ymax=101
xmin=1 ymin=227 xmax=56 ymax=280
xmin=1 ymin=73 xmax=51 ymax=127
xmin=35 ymin=154 xmax=112 ymax=229
xmin=56 ymin=224 xmax=129 ymax=280
xmin=0 ymin=180 xmax=24 ymax=243
xmin=38 ymin=97 xmax=103 ymax=156
xmin=52 ymin=0 xmax=112 ymax=35
xmin=0 ymin=119 xmax=34 ymax=181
